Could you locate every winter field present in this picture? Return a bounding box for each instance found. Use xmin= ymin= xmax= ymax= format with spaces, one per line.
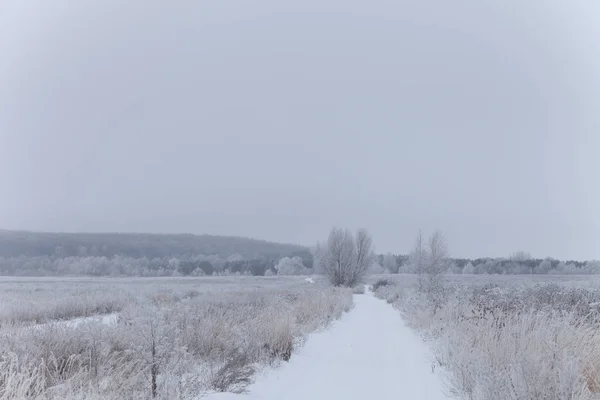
xmin=2 ymin=274 xmax=600 ymax=400
xmin=0 ymin=276 xmax=353 ymax=399
xmin=372 ymin=274 xmax=600 ymax=400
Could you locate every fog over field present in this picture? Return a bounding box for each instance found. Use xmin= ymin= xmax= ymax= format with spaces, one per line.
xmin=1 ymin=1 xmax=600 ymax=260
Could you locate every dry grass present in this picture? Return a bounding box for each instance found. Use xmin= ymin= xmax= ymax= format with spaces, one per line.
xmin=374 ymin=278 xmax=600 ymax=400
xmin=208 ymin=354 xmax=255 ymax=393
xmin=0 ymin=287 xmax=132 ymax=326
xmin=0 ymin=276 xmax=330 ymax=325
xmin=0 ymin=277 xmax=352 ymax=399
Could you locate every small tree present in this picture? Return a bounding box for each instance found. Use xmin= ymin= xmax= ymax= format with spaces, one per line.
xmin=424 ymin=230 xmax=448 ymax=286
xmin=414 ymin=230 xmax=448 ymax=310
xmin=462 ymin=262 xmax=475 ymax=274
xmin=410 ymin=231 xmax=427 ymax=290
xmin=510 ymin=250 xmax=532 ymax=262
xmin=535 ymin=259 xmax=552 ymax=275
xmin=314 ymin=228 xmax=375 ymax=287
xmin=510 ymin=250 xmax=533 ymax=274
xmin=122 ymin=306 xmax=175 ymax=398
xmin=274 ymin=256 xmax=307 ymax=276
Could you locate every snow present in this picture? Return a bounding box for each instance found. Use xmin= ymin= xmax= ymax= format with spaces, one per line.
xmin=31 ymin=313 xmax=118 ymax=331
xmin=202 ymin=286 xmax=448 ymax=400
xmin=63 ymin=313 xmax=118 ymax=328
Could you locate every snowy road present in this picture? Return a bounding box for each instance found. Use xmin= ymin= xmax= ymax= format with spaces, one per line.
xmin=205 ymin=288 xmax=448 ymax=400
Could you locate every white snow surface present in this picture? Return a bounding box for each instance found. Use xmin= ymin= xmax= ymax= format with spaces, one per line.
xmin=203 ymin=287 xmax=448 ymax=400
xmin=63 ymin=313 xmax=118 ymax=328
xmin=30 ymin=313 xmax=118 ymax=331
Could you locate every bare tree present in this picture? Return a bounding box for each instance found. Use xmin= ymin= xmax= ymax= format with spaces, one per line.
xmin=410 ymin=230 xmax=427 ymax=289
xmin=122 ymin=306 xmax=174 ymax=398
xmin=425 ymin=230 xmax=448 ymax=278
xmin=353 ymin=228 xmax=374 ymax=284
xmin=510 ymin=250 xmax=534 ymax=274
xmin=510 ymin=250 xmax=532 ymax=262
xmin=414 ymin=230 xmax=449 ymax=308
xmin=314 ymin=228 xmax=375 ymax=287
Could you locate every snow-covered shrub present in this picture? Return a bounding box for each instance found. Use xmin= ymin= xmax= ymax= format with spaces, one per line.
xmin=0 ymin=282 xmax=353 ymax=399
xmin=435 ymin=309 xmax=600 ymax=400
xmin=352 ymin=285 xmax=366 ymax=294
xmin=274 ymin=256 xmax=308 ymax=276
xmin=372 ymin=278 xmax=391 ymax=291
xmin=373 ymin=280 xmax=600 ymax=400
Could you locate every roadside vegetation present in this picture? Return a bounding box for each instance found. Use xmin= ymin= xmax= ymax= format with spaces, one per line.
xmin=372 ymin=230 xmax=600 ymax=400
xmin=0 ymin=277 xmax=352 ymax=399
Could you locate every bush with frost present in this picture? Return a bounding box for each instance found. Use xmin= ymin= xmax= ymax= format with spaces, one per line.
xmin=0 ymin=284 xmax=353 ymax=399
xmin=373 ymin=281 xmax=600 ymax=400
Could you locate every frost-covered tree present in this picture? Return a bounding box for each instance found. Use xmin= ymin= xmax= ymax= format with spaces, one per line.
xmin=565 ymin=263 xmax=579 ymax=274
xmin=447 ymin=262 xmax=462 ymax=274
xmin=227 ymin=254 xmax=244 ymax=263
xmin=510 ymin=250 xmax=534 ymax=274
xmin=383 ymin=253 xmax=399 ymax=274
xmin=410 ymin=231 xmax=427 ymax=282
xmin=398 ymin=260 xmax=417 ymax=274
xmin=535 ymin=259 xmax=552 ymax=274
xmin=369 ymin=261 xmax=386 ymax=275
xmin=274 ymin=256 xmax=307 ymax=276
xmin=314 ymin=228 xmax=375 ymax=287
xmin=462 ymin=262 xmax=475 ymax=274
xmin=423 ymin=230 xmax=448 ymax=282
xmin=121 ymin=306 xmax=175 ymax=398
xmin=583 ymin=261 xmax=600 ymax=274
xmin=413 ymin=230 xmax=449 ymax=308
xmin=510 ymin=251 xmax=532 ymax=262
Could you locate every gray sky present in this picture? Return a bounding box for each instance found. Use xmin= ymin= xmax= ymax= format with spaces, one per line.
xmin=1 ymin=1 xmax=599 ymax=260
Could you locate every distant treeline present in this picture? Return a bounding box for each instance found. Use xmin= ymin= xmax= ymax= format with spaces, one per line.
xmin=0 ymin=230 xmax=307 ymax=259
xmin=0 ymin=230 xmax=597 ymax=277
xmin=0 ymin=255 xmax=315 ymax=277
xmin=1 ymin=253 xmax=597 ymax=277
xmin=0 ymin=230 xmax=313 ymax=277
xmin=377 ymin=254 xmax=599 ymax=275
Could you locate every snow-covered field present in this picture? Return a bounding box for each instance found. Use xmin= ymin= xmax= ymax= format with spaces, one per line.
xmin=373 ymin=275 xmax=600 ymax=400
xmin=0 ymin=276 xmax=352 ymax=399
xmin=369 ymin=273 xmax=600 ymax=289
xmin=3 ymin=274 xmax=597 ymax=400
xmin=0 ymin=276 xmax=324 ymax=325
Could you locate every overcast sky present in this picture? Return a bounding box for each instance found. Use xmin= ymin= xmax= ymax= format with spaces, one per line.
xmin=1 ymin=1 xmax=599 ymax=259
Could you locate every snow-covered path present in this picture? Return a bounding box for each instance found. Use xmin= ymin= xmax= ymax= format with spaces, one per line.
xmin=206 ymin=288 xmax=448 ymax=400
